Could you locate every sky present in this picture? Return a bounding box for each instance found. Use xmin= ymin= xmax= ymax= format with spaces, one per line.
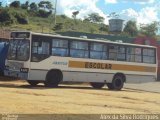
xmin=1 ymin=0 xmax=160 ymax=26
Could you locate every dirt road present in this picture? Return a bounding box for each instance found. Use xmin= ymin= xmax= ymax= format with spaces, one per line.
xmin=0 ymin=77 xmax=160 ymax=115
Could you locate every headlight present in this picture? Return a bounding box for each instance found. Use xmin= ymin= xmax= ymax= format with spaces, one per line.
xmin=20 ymin=68 xmax=29 ymax=73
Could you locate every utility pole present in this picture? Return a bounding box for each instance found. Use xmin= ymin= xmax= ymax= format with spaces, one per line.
xmin=54 ymin=0 xmax=57 ymax=26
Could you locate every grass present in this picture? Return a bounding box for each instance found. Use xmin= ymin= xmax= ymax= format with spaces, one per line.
xmin=1 ymin=7 xmax=108 ymax=34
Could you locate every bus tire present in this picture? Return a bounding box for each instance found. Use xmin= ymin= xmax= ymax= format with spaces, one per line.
xmin=27 ymin=80 xmax=39 ymax=86
xmin=90 ymin=82 xmax=105 ymax=89
xmin=45 ymin=70 xmax=63 ymax=88
xmin=106 ymin=83 xmax=114 ymax=90
xmin=110 ymin=75 xmax=124 ymax=90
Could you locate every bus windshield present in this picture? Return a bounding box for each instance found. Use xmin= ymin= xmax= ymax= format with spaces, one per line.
xmin=7 ymin=39 xmax=30 ymax=61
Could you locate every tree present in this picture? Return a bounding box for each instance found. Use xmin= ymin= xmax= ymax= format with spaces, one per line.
xmin=83 ymin=17 xmax=90 ymax=22
xmin=99 ymin=24 xmax=109 ymax=32
xmin=38 ymin=1 xmax=53 ymax=17
xmin=123 ymin=20 xmax=138 ymax=37
xmin=108 ymin=12 xmax=119 ymax=19
xmin=30 ymin=2 xmax=38 ymax=12
xmin=0 ymin=9 xmax=13 ymax=25
xmin=0 ymin=2 xmax=2 ymax=7
xmin=38 ymin=1 xmax=53 ymax=11
xmin=140 ymin=22 xmax=159 ymax=37
xmin=21 ymin=1 xmax=29 ymax=9
xmin=38 ymin=9 xmax=52 ymax=18
xmin=10 ymin=1 xmax=20 ymax=8
xmin=72 ymin=11 xmax=79 ymax=24
xmin=72 ymin=11 xmax=79 ymax=19
xmin=85 ymin=13 xmax=104 ymax=24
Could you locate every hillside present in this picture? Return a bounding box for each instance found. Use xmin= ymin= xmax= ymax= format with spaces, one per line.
xmin=0 ymin=7 xmax=108 ymax=35
xmin=0 ymin=3 xmax=158 ymax=40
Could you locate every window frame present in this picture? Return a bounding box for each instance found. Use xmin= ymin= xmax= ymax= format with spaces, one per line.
xmin=116 ymin=45 xmax=127 ymax=61
xmin=108 ymin=44 xmax=118 ymax=61
xmin=89 ymin=42 xmax=108 ymax=60
xmin=51 ymin=38 xmax=69 ymax=57
xmin=70 ymin=40 xmax=89 ymax=58
xmin=30 ymin=34 xmax=156 ymax=64
xmin=31 ymin=35 xmax=51 ymax=62
xmin=7 ymin=39 xmax=30 ymax=61
xmin=126 ymin=46 xmax=142 ymax=63
xmin=142 ymin=48 xmax=156 ymax=64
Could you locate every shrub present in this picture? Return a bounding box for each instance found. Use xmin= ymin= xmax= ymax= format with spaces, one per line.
xmin=0 ymin=9 xmax=14 ymax=25
xmin=38 ymin=9 xmax=51 ymax=18
xmin=8 ymin=9 xmax=29 ymax=24
xmin=10 ymin=1 xmax=20 ymax=8
xmin=53 ymin=23 xmax=63 ymax=31
xmin=15 ymin=12 xmax=28 ymax=24
xmin=15 ymin=14 xmax=28 ymax=24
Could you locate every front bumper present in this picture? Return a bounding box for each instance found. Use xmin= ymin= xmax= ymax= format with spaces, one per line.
xmin=4 ymin=70 xmax=28 ymax=80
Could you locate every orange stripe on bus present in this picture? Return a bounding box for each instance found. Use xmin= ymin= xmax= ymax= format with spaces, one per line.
xmin=68 ymin=61 xmax=156 ymax=73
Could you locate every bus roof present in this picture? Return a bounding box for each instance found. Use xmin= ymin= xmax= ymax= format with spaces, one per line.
xmin=12 ymin=31 xmax=157 ymax=48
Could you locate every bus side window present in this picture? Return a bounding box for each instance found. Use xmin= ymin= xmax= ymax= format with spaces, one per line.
xmin=117 ymin=46 xmax=126 ymax=61
xmin=127 ymin=47 xmax=142 ymax=63
xmin=135 ymin=48 xmax=142 ymax=63
xmin=70 ymin=41 xmax=89 ymax=58
xmin=52 ymin=39 xmax=68 ymax=57
xmin=32 ymin=41 xmax=50 ymax=62
xmin=109 ymin=45 xmax=117 ymax=60
xmin=90 ymin=43 xmax=108 ymax=60
xmin=143 ymin=48 xmax=155 ymax=64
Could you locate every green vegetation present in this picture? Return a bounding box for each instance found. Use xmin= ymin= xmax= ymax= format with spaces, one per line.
xmin=140 ymin=22 xmax=159 ymax=37
xmin=84 ymin=13 xmax=104 ymax=24
xmin=0 ymin=0 xmax=159 ymax=38
xmin=0 ymin=8 xmax=28 ymax=26
xmin=123 ymin=20 xmax=138 ymax=37
xmin=0 ymin=0 xmax=109 ymax=34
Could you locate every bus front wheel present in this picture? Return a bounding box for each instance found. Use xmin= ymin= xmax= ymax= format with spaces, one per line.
xmin=27 ymin=80 xmax=40 ymax=86
xmin=90 ymin=82 xmax=105 ymax=89
xmin=44 ymin=70 xmax=62 ymax=88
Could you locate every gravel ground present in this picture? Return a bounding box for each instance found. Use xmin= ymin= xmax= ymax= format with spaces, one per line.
xmin=124 ymin=81 xmax=160 ymax=93
xmin=0 ymin=78 xmax=160 ymax=115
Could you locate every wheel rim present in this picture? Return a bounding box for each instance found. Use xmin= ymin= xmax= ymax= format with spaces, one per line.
xmin=115 ymin=78 xmax=122 ymax=87
xmin=112 ymin=76 xmax=124 ymax=90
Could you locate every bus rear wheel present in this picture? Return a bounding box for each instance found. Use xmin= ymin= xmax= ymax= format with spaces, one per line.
xmin=27 ymin=80 xmax=39 ymax=86
xmin=107 ymin=75 xmax=124 ymax=90
xmin=90 ymin=82 xmax=105 ymax=89
xmin=106 ymin=83 xmax=114 ymax=90
xmin=44 ymin=70 xmax=63 ymax=88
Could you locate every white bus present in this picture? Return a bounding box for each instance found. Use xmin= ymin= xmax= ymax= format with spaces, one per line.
xmin=4 ymin=31 xmax=157 ymax=90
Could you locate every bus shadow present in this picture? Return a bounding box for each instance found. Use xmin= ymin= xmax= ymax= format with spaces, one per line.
xmin=0 ymin=78 xmax=146 ymax=93
xmin=58 ymin=85 xmax=106 ymax=91
xmin=0 ymin=76 xmax=19 ymax=81
xmin=0 ymin=81 xmax=141 ymax=93
xmin=0 ymin=82 xmax=101 ymax=90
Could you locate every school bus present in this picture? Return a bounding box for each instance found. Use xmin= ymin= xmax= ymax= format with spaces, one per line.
xmin=4 ymin=31 xmax=157 ymax=90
